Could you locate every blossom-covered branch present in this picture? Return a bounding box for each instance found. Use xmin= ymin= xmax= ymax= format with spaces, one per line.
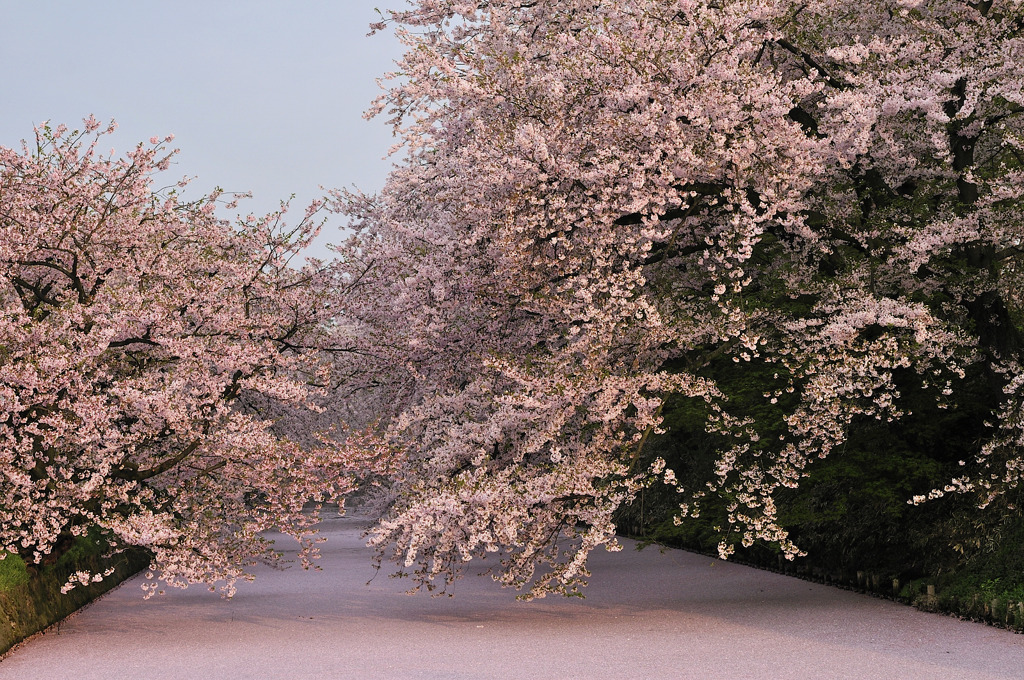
xmin=339 ymin=0 xmax=1024 ymax=598
xmin=0 ymin=119 xmax=392 ymax=596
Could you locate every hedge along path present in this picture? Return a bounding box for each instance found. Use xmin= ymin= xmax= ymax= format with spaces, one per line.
xmin=1 ymin=516 xmax=1022 ymax=680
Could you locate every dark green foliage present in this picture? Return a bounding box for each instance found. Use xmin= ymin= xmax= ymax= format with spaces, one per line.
xmin=615 ymin=352 xmax=1024 ymax=627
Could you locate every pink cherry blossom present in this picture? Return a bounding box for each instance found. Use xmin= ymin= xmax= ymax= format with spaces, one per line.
xmin=0 ymin=121 xmax=394 ymax=597
xmin=330 ymin=0 xmax=1024 ymax=598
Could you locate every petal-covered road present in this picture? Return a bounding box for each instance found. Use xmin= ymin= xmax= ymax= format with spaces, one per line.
xmin=2 ymin=516 xmax=1021 ymax=679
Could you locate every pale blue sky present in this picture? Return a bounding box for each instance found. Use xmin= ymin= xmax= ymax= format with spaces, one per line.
xmin=0 ymin=1 xmax=405 ymax=254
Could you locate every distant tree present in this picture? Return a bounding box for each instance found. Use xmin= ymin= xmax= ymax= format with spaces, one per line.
xmin=339 ymin=0 xmax=1024 ymax=598
xmin=0 ymin=119 xmax=387 ymax=597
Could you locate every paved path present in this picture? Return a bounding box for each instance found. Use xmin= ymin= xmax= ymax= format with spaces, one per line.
xmin=1 ymin=516 xmax=1022 ymax=679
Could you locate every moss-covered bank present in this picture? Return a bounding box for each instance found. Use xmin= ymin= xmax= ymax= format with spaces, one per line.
xmin=0 ymin=535 xmax=149 ymax=656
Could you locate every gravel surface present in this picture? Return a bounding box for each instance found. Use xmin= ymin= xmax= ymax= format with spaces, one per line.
xmin=2 ymin=515 xmax=1022 ymax=679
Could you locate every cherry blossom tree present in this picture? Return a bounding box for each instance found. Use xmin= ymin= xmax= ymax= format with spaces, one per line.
xmin=339 ymin=0 xmax=1024 ymax=598
xmin=0 ymin=119 xmax=388 ymax=597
